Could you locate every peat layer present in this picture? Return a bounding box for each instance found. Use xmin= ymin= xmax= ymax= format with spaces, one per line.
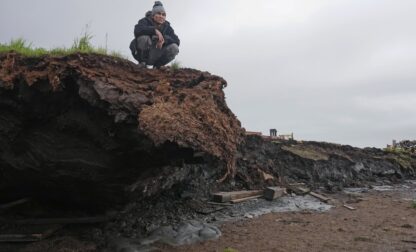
xmin=0 ymin=52 xmax=243 ymax=212
xmin=0 ymin=52 xmax=415 ymax=215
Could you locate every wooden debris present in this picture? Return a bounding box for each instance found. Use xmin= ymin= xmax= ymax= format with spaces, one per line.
xmin=343 ymin=204 xmax=356 ymax=210
xmin=212 ymin=190 xmax=263 ymax=203
xmin=288 ymin=184 xmax=310 ymax=195
xmin=264 ymin=187 xmax=285 ymax=201
xmin=230 ymin=195 xmax=262 ymax=204
xmin=309 ymin=192 xmax=331 ymax=203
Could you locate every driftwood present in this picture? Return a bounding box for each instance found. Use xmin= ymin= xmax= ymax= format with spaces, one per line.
xmin=309 ymin=192 xmax=331 ymax=203
xmin=343 ymin=204 xmax=356 ymax=210
xmin=212 ymin=190 xmax=263 ymax=203
xmin=230 ymin=195 xmax=262 ymax=203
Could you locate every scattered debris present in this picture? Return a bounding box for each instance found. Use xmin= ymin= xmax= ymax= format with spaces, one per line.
xmin=288 ymin=184 xmax=310 ymax=195
xmin=230 ymin=195 xmax=262 ymax=204
xmin=309 ymin=192 xmax=331 ymax=203
xmin=343 ymin=204 xmax=356 ymax=210
xmin=212 ymin=190 xmax=263 ymax=203
xmin=264 ymin=187 xmax=285 ymax=201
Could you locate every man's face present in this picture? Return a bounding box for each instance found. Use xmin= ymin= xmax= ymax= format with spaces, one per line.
xmin=153 ymin=12 xmax=166 ymax=25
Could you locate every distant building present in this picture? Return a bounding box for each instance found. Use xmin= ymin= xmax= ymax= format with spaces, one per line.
xmin=244 ymin=129 xmax=294 ymax=141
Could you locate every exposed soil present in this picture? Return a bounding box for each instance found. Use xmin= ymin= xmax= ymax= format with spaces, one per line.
xmin=164 ymin=184 xmax=416 ymax=252
xmin=2 ymin=183 xmax=415 ymax=252
xmin=0 ymin=52 xmax=242 ymax=211
xmin=1 ymin=52 xmax=416 ymax=251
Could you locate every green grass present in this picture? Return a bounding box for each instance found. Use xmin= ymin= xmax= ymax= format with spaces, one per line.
xmin=412 ymin=201 xmax=416 ymax=209
xmin=223 ymin=248 xmax=238 ymax=252
xmin=0 ymin=32 xmax=125 ymax=59
xmin=170 ymin=60 xmax=182 ymax=71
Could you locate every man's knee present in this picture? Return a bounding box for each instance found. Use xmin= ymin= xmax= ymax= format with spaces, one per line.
xmin=166 ymin=43 xmax=179 ymax=57
xmin=136 ymin=36 xmax=152 ymax=50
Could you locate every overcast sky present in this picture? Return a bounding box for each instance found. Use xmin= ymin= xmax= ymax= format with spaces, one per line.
xmin=1 ymin=0 xmax=415 ymax=148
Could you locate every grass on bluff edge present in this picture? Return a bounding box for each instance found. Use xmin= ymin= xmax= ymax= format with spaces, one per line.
xmin=170 ymin=60 xmax=182 ymax=71
xmin=0 ymin=34 xmax=125 ymax=59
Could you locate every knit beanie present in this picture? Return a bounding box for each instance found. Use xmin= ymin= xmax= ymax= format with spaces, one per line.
xmin=152 ymin=1 xmax=165 ymax=15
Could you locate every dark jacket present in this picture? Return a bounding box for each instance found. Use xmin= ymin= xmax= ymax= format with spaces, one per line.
xmin=134 ymin=11 xmax=180 ymax=46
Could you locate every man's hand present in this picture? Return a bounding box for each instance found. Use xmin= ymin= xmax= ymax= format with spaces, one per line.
xmin=155 ymin=29 xmax=164 ymax=49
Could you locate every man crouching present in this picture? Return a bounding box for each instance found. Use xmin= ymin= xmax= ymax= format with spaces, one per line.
xmin=131 ymin=1 xmax=180 ymax=68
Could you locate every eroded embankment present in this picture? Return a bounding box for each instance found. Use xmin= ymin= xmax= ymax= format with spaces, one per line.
xmin=236 ymin=136 xmax=416 ymax=190
xmin=0 ymin=52 xmax=243 ymax=211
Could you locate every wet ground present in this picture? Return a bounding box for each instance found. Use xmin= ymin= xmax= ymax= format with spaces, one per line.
xmin=1 ymin=181 xmax=415 ymax=251
xmin=159 ymin=181 xmax=416 ymax=252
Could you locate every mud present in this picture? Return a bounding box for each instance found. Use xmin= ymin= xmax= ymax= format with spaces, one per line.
xmin=165 ymin=181 xmax=416 ymax=252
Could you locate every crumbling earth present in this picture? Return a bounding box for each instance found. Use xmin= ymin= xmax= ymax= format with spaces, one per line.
xmin=0 ymin=52 xmax=415 ymax=251
xmin=0 ymin=52 xmax=243 ymax=211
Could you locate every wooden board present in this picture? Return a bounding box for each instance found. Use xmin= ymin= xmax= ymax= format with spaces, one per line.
xmin=264 ymin=187 xmax=285 ymax=201
xmin=288 ymin=185 xmax=310 ymax=195
xmin=212 ymin=190 xmax=263 ymax=203
xmin=230 ymin=195 xmax=262 ymax=203
xmin=309 ymin=192 xmax=331 ymax=203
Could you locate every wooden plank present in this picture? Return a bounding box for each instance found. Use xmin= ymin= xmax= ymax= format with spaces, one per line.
xmin=309 ymin=192 xmax=331 ymax=203
xmin=230 ymin=195 xmax=262 ymax=203
xmin=264 ymin=187 xmax=285 ymax=201
xmin=288 ymin=185 xmax=310 ymax=195
xmin=212 ymin=190 xmax=263 ymax=203
xmin=343 ymin=204 xmax=356 ymax=210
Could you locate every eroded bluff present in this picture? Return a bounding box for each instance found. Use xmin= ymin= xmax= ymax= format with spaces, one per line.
xmin=0 ymin=53 xmax=243 ymax=210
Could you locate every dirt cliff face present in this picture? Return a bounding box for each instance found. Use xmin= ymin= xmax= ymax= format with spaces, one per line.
xmin=0 ymin=52 xmax=243 ymax=210
xmin=236 ymin=136 xmax=416 ymax=191
xmin=1 ymin=51 xmax=415 ymax=215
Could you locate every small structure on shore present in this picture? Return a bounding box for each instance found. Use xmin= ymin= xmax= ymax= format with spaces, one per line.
xmin=245 ymin=129 xmax=294 ymax=141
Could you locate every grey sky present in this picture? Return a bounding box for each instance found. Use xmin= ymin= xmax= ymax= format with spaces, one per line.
xmin=1 ymin=0 xmax=416 ymax=148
